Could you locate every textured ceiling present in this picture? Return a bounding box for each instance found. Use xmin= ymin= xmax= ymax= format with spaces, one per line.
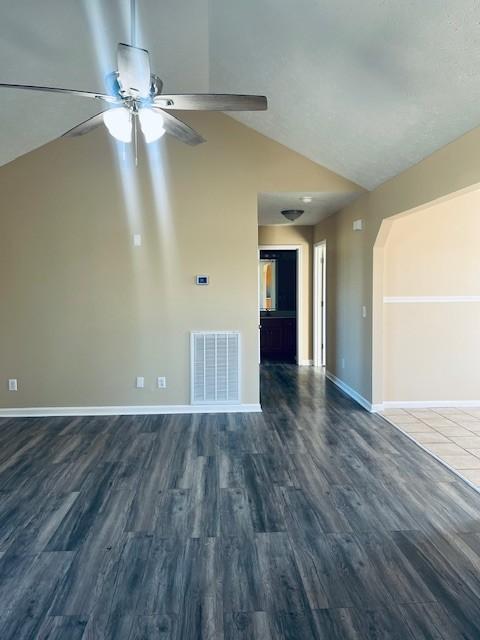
xmin=258 ymin=192 xmax=360 ymax=226
xmin=210 ymin=0 xmax=480 ymax=189
xmin=2 ymin=1 xmax=480 ymax=189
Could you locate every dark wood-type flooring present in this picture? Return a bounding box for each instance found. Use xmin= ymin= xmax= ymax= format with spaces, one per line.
xmin=1 ymin=364 xmax=480 ymax=638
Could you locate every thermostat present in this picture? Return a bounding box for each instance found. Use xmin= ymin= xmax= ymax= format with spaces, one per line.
xmin=195 ymin=275 xmax=209 ymax=285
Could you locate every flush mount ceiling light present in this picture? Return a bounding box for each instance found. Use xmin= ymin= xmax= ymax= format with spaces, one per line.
xmin=282 ymin=209 xmax=304 ymax=222
xmin=300 ymin=196 xmax=313 ymax=203
xmin=0 ymin=0 xmax=268 ymax=161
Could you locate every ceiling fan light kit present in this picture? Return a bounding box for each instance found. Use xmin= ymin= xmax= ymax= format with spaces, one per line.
xmin=0 ymin=0 xmax=267 ymax=161
xmin=138 ymin=107 xmax=166 ymax=143
xmin=103 ymin=107 xmax=132 ymax=143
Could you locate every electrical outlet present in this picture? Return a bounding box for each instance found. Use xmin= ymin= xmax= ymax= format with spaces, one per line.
xmin=362 ymin=305 xmax=367 ymax=318
xmin=133 ymin=234 xmax=142 ymax=246
xmin=136 ymin=376 xmax=145 ymax=389
xmin=8 ymin=379 xmax=18 ymax=391
xmin=157 ymin=376 xmax=166 ymax=389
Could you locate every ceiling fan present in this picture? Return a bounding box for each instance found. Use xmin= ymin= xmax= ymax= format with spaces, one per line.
xmin=0 ymin=0 xmax=267 ymax=151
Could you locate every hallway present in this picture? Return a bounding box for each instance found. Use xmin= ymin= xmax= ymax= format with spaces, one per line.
xmin=0 ymin=365 xmax=480 ymax=638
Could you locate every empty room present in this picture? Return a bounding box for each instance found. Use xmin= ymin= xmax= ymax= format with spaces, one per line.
xmin=2 ymin=1 xmax=480 ymax=639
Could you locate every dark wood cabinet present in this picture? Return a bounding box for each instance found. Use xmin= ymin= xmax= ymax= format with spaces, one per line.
xmin=260 ymin=316 xmax=296 ymax=362
xmin=259 ymin=249 xmax=297 ymax=363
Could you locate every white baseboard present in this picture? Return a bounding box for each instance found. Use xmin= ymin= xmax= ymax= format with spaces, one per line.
xmin=378 ymin=400 xmax=480 ymax=411
xmin=0 ymin=403 xmax=262 ymax=418
xmin=298 ymin=359 xmax=313 ymax=366
xmin=325 ymin=371 xmax=373 ymax=412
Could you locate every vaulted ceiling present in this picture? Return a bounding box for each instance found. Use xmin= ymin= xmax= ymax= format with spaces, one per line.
xmin=1 ymin=1 xmax=480 ymax=190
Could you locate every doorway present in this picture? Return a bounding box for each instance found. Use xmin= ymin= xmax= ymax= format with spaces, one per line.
xmin=259 ymin=247 xmax=300 ymax=363
xmin=314 ymin=241 xmax=326 ymax=367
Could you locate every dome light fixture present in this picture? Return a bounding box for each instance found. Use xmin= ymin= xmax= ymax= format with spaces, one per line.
xmin=281 ymin=209 xmax=304 ymax=222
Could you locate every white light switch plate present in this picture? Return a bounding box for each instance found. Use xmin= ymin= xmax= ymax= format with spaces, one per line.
xmin=8 ymin=379 xmax=17 ymax=391
xmin=133 ymin=234 xmax=142 ymax=246
xmin=157 ymin=376 xmax=166 ymax=389
xmin=136 ymin=376 xmax=145 ymax=389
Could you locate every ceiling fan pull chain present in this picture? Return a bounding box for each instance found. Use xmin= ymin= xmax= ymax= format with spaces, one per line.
xmin=134 ymin=114 xmax=138 ymax=166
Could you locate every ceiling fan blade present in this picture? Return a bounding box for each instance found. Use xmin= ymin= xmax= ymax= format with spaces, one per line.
xmin=153 ymin=94 xmax=268 ymax=111
xmin=0 ymin=82 xmax=118 ymax=103
xmin=61 ymin=112 xmax=107 ymax=137
xmin=117 ymin=43 xmax=151 ymax=98
xmin=151 ymin=108 xmax=205 ymax=146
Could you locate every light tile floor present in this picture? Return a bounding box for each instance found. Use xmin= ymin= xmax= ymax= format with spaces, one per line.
xmin=381 ymin=407 xmax=480 ymax=489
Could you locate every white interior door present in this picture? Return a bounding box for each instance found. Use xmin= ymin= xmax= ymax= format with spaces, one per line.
xmin=314 ymin=242 xmax=326 ymax=367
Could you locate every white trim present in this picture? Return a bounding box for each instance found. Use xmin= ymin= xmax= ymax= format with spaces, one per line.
xmin=0 ymin=403 xmax=262 ymax=418
xmin=325 ymin=370 xmax=373 ymax=412
xmin=257 ymin=256 xmax=261 ymax=365
xmin=384 ymin=295 xmax=480 ymax=303
xmin=258 ymin=244 xmax=304 ymax=365
xmin=380 ymin=414 xmax=480 ymax=496
xmin=298 ymin=359 xmax=313 ymax=366
xmin=377 ymin=399 xmax=480 ymax=410
xmin=313 ymin=241 xmax=327 ymax=368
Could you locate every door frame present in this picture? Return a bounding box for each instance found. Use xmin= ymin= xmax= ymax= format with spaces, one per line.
xmin=313 ymin=240 xmax=326 ymax=367
xmin=258 ymin=244 xmax=304 ymax=365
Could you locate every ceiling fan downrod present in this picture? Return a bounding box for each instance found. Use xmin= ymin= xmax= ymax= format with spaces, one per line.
xmin=130 ymin=0 xmax=137 ymax=47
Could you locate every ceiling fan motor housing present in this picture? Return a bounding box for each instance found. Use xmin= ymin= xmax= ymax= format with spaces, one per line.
xmin=117 ymin=43 xmax=151 ymax=98
xmin=104 ymin=71 xmax=163 ymax=102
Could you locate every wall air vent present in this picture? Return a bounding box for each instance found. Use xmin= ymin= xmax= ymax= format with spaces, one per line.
xmin=191 ymin=331 xmax=240 ymax=405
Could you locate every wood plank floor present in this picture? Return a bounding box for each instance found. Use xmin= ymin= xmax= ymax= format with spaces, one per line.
xmin=1 ymin=364 xmax=480 ymax=638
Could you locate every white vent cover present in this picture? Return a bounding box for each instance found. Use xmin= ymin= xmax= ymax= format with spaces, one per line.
xmin=191 ymin=331 xmax=240 ymax=404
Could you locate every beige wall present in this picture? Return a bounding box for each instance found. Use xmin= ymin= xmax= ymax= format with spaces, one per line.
xmin=313 ymin=212 xmax=370 ymax=393
xmin=382 ymin=189 xmax=480 ymax=401
xmin=383 ymin=190 xmax=480 ymax=296
xmin=0 ymin=112 xmax=358 ymax=409
xmin=258 ymin=225 xmax=313 ymax=363
xmin=314 ymin=123 xmax=480 ymax=405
